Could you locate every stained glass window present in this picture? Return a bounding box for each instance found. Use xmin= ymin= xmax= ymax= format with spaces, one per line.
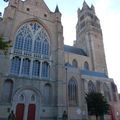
xmin=34 ymin=34 xmax=42 ymax=54
xmin=21 ymin=58 xmax=30 ymax=75
xmin=14 ymin=33 xmax=24 ymax=50
xmin=88 ymin=81 xmax=96 ymax=92
xmin=11 ymin=22 xmax=50 ymax=78
xmin=32 ymin=60 xmax=40 ymax=77
xmin=68 ymin=79 xmax=78 ymax=105
xmin=24 ymin=34 xmax=32 ymax=52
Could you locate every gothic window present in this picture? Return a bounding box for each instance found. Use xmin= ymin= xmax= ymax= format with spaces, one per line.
xmin=2 ymin=79 xmax=13 ymax=102
xmin=103 ymin=83 xmax=111 ymax=102
xmin=88 ymin=81 xmax=96 ymax=93
xmin=21 ymin=58 xmax=30 ymax=76
xmin=14 ymin=33 xmax=24 ymax=50
xmin=32 ymin=60 xmax=40 ymax=77
xmin=41 ymin=62 xmax=49 ymax=78
xmin=34 ymin=34 xmax=42 ymax=54
xmin=12 ymin=21 xmax=50 ymax=79
xmin=23 ymin=34 xmax=32 ymax=52
xmin=72 ymin=59 xmax=78 ymax=68
xmin=10 ymin=56 xmax=21 ymax=75
xmin=84 ymin=61 xmax=89 ymax=70
xmin=44 ymin=83 xmax=52 ymax=105
xmin=68 ymin=78 xmax=78 ymax=105
xmin=42 ymin=39 xmax=49 ymax=56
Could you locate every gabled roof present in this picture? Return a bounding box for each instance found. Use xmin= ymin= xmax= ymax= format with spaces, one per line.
xmin=64 ymin=45 xmax=87 ymax=56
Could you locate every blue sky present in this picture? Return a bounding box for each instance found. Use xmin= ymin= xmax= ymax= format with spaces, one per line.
xmin=0 ymin=0 xmax=120 ymax=92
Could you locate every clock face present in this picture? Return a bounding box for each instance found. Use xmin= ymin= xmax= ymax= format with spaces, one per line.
xmin=76 ymin=108 xmax=81 ymax=115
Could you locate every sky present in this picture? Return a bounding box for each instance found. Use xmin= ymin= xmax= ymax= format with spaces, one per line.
xmin=0 ymin=0 xmax=120 ymax=92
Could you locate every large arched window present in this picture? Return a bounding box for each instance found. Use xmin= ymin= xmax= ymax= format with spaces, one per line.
xmin=68 ymin=78 xmax=78 ymax=105
xmin=88 ymin=81 xmax=96 ymax=93
xmin=32 ymin=60 xmax=40 ymax=77
xmin=14 ymin=22 xmax=50 ymax=57
xmin=21 ymin=58 xmax=30 ymax=75
xmin=72 ymin=59 xmax=78 ymax=68
xmin=103 ymin=83 xmax=111 ymax=102
xmin=10 ymin=56 xmax=21 ymax=75
xmin=84 ymin=61 xmax=89 ymax=70
xmin=2 ymin=79 xmax=13 ymax=102
xmin=11 ymin=21 xmax=50 ymax=79
xmin=44 ymin=83 xmax=52 ymax=105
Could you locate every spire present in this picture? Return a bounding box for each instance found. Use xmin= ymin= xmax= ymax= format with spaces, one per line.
xmin=83 ymin=0 xmax=89 ymax=9
xmin=55 ymin=5 xmax=60 ymax=13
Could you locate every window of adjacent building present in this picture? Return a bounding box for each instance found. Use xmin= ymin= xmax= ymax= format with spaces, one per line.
xmin=84 ymin=61 xmax=89 ymax=70
xmin=68 ymin=78 xmax=78 ymax=105
xmin=72 ymin=59 xmax=78 ymax=68
xmin=88 ymin=81 xmax=96 ymax=93
xmin=10 ymin=21 xmax=50 ymax=79
xmin=2 ymin=80 xmax=13 ymax=102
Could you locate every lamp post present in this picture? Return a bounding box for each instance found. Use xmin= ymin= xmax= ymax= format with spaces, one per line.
xmin=65 ymin=67 xmax=68 ymax=120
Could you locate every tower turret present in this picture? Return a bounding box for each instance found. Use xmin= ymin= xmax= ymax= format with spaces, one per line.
xmin=74 ymin=2 xmax=108 ymax=74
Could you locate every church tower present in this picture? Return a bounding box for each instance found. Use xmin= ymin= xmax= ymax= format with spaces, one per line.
xmin=74 ymin=1 xmax=108 ymax=74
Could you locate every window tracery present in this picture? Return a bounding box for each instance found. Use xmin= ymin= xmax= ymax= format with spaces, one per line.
xmin=11 ymin=21 xmax=50 ymax=79
xmin=88 ymin=81 xmax=96 ymax=92
xmin=68 ymin=78 xmax=78 ymax=105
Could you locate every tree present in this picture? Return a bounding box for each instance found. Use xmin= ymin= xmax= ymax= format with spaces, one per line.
xmin=0 ymin=36 xmax=10 ymax=54
xmin=85 ymin=92 xmax=110 ymax=120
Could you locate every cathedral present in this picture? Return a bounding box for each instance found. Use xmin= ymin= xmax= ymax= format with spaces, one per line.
xmin=0 ymin=0 xmax=120 ymax=120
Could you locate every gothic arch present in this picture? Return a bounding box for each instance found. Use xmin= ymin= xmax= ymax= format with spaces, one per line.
xmin=44 ymin=83 xmax=52 ymax=105
xmin=72 ymin=59 xmax=78 ymax=68
xmin=12 ymin=87 xmax=41 ymax=120
xmin=2 ymin=79 xmax=13 ymax=102
xmin=88 ymin=80 xmax=96 ymax=93
xmin=13 ymin=19 xmax=51 ymax=44
xmin=68 ymin=77 xmax=78 ymax=106
xmin=84 ymin=61 xmax=89 ymax=70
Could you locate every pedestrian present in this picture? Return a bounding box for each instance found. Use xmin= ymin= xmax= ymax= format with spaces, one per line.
xmin=62 ymin=111 xmax=68 ymax=120
xmin=8 ymin=110 xmax=15 ymax=120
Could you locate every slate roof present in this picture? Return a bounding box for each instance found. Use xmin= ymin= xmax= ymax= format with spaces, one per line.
xmin=64 ymin=45 xmax=87 ymax=56
xmin=80 ymin=69 xmax=108 ymax=78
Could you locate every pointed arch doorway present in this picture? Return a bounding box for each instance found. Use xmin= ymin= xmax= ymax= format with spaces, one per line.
xmin=13 ymin=88 xmax=40 ymax=120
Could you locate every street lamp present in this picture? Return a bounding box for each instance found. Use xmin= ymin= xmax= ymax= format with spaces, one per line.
xmin=65 ymin=67 xmax=68 ymax=119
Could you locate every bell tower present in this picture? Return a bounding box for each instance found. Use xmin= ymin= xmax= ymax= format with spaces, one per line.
xmin=74 ymin=1 xmax=108 ymax=74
